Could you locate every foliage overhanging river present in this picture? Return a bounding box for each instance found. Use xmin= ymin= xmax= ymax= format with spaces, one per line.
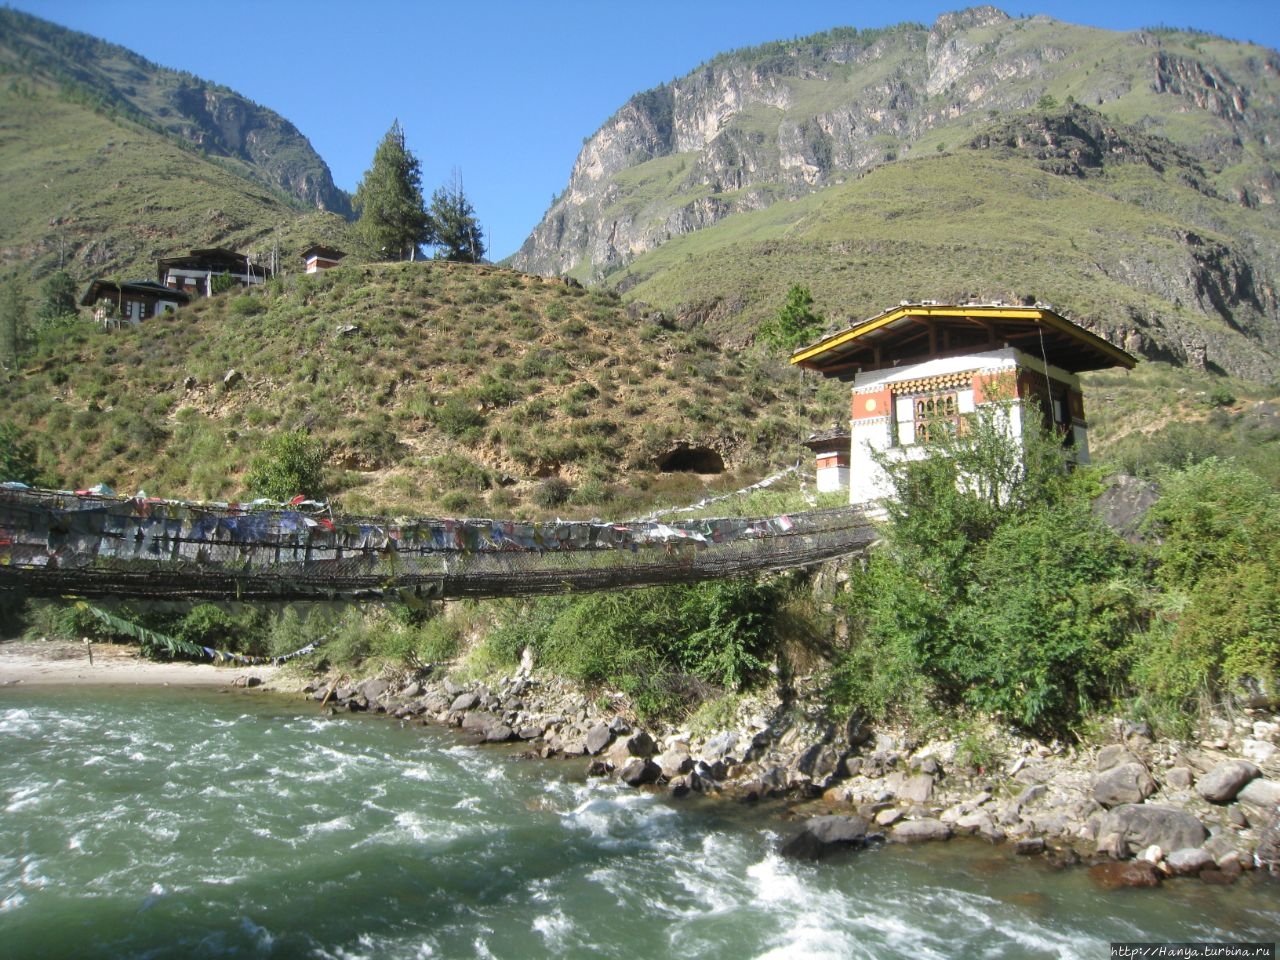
xmin=2 ymin=687 xmax=1276 ymax=959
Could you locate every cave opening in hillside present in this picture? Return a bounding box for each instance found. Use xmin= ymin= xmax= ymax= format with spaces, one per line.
xmin=657 ymin=446 xmax=724 ymax=474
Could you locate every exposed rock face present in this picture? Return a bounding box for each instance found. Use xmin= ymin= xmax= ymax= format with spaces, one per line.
xmin=511 ymin=9 xmax=1280 ymax=380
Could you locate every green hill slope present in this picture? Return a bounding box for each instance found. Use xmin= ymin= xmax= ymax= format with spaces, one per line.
xmin=1 ymin=261 xmax=847 ymax=516
xmin=0 ymin=7 xmax=349 ymax=216
xmin=0 ymin=81 xmax=349 ymax=284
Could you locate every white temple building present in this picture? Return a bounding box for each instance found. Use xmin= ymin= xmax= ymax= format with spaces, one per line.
xmin=790 ymin=302 xmax=1137 ymax=507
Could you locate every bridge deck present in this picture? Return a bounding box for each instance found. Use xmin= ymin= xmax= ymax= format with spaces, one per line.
xmin=0 ymin=486 xmax=877 ymax=602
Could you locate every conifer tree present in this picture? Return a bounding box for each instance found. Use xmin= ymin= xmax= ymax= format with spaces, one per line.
xmin=353 ymin=121 xmax=433 ymax=262
xmin=429 ymin=169 xmax=486 ymax=263
xmin=0 ymin=278 xmax=28 ymax=372
xmin=37 ymin=270 xmax=78 ymax=322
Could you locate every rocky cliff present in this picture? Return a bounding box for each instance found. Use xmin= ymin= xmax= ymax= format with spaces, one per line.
xmin=0 ymin=8 xmax=351 ymax=216
xmin=513 ymin=7 xmax=1279 ymax=282
xmin=512 ymin=6 xmax=1280 ymax=379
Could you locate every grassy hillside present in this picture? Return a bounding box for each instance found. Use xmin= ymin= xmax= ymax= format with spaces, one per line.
xmin=1 ymin=260 xmax=847 ymax=517
xmin=0 ymin=81 xmax=350 ymax=292
xmin=0 ymin=7 xmax=350 ymax=215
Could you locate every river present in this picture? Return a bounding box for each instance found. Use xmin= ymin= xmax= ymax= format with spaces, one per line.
xmin=2 ymin=686 xmax=1275 ymax=959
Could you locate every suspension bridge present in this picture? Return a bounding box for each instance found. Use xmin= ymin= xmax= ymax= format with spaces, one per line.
xmin=0 ymin=484 xmax=877 ymax=603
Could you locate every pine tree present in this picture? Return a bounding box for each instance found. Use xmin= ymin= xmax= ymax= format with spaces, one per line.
xmin=758 ymin=284 xmax=824 ymax=351
xmin=37 ymin=270 xmax=78 ymax=322
xmin=352 ymin=121 xmax=432 ymax=262
xmin=0 ymin=278 xmax=28 ymax=372
xmin=429 ymin=169 xmax=486 ymax=263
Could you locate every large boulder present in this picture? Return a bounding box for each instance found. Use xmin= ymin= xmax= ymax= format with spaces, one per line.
xmin=618 ymin=758 xmax=661 ymax=787
xmin=1095 ymin=745 xmax=1140 ymax=772
xmin=1093 ymin=762 xmax=1156 ymax=807
xmin=897 ymin=773 xmax=936 ymax=804
xmin=1236 ymin=778 xmax=1280 ymax=826
xmin=584 ymin=723 xmax=613 ymax=755
xmin=449 ymin=692 xmax=479 ymax=712
xmin=779 ymin=815 xmax=873 ymax=860
xmin=702 ymin=731 xmax=739 ymax=761
xmin=889 ymin=818 xmax=952 ymax=843
xmin=1098 ymin=804 xmax=1207 ymax=856
xmin=1165 ymin=847 xmax=1215 ymax=876
xmin=1195 ymin=760 xmax=1260 ymax=804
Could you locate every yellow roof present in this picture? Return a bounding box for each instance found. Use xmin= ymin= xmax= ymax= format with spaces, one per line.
xmin=790 ymin=302 xmax=1136 ymax=378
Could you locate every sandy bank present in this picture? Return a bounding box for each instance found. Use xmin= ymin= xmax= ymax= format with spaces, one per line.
xmin=0 ymin=638 xmax=279 ymax=688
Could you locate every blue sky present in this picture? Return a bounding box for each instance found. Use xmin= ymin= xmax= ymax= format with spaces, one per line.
xmin=13 ymin=1 xmax=1278 ymax=260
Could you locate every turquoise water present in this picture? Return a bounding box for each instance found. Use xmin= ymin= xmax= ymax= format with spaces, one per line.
xmin=1 ymin=686 xmax=1275 ymax=959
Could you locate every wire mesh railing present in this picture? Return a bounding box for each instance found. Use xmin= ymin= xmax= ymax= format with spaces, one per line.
xmin=0 ymin=485 xmax=877 ymax=602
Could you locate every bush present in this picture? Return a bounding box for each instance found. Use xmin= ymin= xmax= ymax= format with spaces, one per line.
xmin=829 ymin=404 xmax=1139 ymax=736
xmin=532 ymin=476 xmax=572 ymax=508
xmin=245 ymin=428 xmax=326 ymax=501
xmin=0 ymin=420 xmax=40 ymax=485
xmin=475 ymin=581 xmax=786 ymax=721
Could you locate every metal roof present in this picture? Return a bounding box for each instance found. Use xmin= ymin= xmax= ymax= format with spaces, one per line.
xmin=790 ymin=302 xmax=1137 ymax=379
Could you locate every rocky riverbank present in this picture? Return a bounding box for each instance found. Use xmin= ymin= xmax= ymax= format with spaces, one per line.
xmin=301 ymin=662 xmax=1280 ymax=889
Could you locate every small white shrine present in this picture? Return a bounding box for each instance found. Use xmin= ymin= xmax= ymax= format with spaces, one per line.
xmin=790 ymin=302 xmax=1137 ymax=507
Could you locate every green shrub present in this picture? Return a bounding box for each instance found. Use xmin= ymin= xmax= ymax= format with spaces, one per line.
xmin=532 ymin=476 xmax=572 ymax=508
xmin=0 ymin=420 xmax=40 ymax=484
xmin=431 ymin=395 xmax=487 ymax=439
xmin=245 ymin=428 xmax=326 ymax=501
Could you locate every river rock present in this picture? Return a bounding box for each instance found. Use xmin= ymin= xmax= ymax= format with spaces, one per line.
xmin=584 ymin=724 xmax=613 ymax=755
xmin=1098 ymin=804 xmax=1207 ymax=856
xmin=790 ymin=744 xmax=843 ymax=786
xmin=619 ymin=758 xmax=661 ymax=787
xmin=779 ymin=815 xmax=873 ymax=860
xmin=656 ymin=747 xmax=693 ymax=779
xmin=1236 ymin=778 xmax=1280 ymax=825
xmin=1096 ymin=745 xmax=1140 ymax=772
xmin=889 ymin=818 xmax=951 ymax=844
xmin=897 ymin=773 xmax=935 ymax=804
xmin=702 ymin=731 xmax=739 ymax=761
xmin=1089 ymin=860 xmax=1161 ymax=889
xmin=1242 ymin=739 xmax=1277 ymax=766
xmin=1196 ymin=760 xmax=1260 ymax=803
xmin=1093 ymin=762 xmax=1156 ymax=807
xmin=361 ymin=678 xmax=390 ymax=701
xmin=623 ymin=730 xmax=657 ymax=758
xmin=442 ymin=676 xmax=466 ymax=696
xmin=1165 ymin=847 xmax=1215 ymax=876
xmin=1165 ymin=767 xmax=1194 ymax=790
xmin=875 ymin=807 xmax=904 ymax=827
xmin=1255 ymin=811 xmax=1280 ymax=874
xmin=484 ymin=724 xmax=514 ymax=743
xmin=1014 ymin=837 xmax=1046 ymax=856
xmin=450 ymin=692 xmax=479 ymax=712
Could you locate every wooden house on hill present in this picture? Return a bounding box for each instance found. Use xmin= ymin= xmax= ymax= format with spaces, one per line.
xmin=790 ymin=301 xmax=1137 ymax=506
xmin=79 ymin=279 xmax=191 ymax=326
xmin=157 ymin=248 xmax=269 ymax=297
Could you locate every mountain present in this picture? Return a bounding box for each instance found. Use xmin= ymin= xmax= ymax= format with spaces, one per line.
xmin=512 ymin=6 xmax=1280 ymax=381
xmin=0 ymin=8 xmax=350 ymax=217
xmin=0 ymin=11 xmax=353 ymax=285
